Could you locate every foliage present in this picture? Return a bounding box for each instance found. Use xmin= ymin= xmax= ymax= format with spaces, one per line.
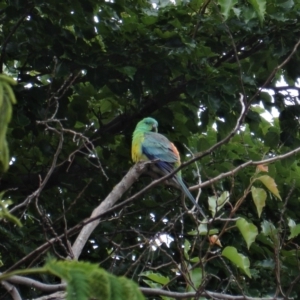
xmin=45 ymin=260 xmax=145 ymax=300
xmin=0 ymin=191 xmax=22 ymax=228
xmin=0 ymin=260 xmax=145 ymax=300
xmin=0 ymin=75 xmax=16 ymax=172
xmin=0 ymin=0 xmax=300 ymax=299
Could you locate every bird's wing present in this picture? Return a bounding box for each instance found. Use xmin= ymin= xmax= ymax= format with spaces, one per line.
xmin=142 ymin=132 xmax=180 ymax=163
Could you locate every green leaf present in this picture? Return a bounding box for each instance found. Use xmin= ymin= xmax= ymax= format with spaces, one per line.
xmin=208 ymin=191 xmax=230 ymax=217
xmin=264 ymin=130 xmax=279 ymax=148
xmin=141 ymin=16 xmax=157 ymax=25
xmin=261 ymin=220 xmax=278 ymax=244
xmin=118 ymin=277 xmax=145 ymax=300
xmin=187 ymin=268 xmax=203 ymax=292
xmin=288 ymin=218 xmax=300 ymax=239
xmin=142 ymin=279 xmax=163 ymax=289
xmin=117 ymin=66 xmax=137 ymax=80
xmin=141 ymin=271 xmax=170 ymax=285
xmin=188 ymin=224 xmax=218 ymax=236
xmin=276 ymin=0 xmax=294 ymax=9
xmin=45 ymin=260 xmax=145 ymax=300
xmin=183 ymin=239 xmax=191 ymax=259
xmin=222 ymin=246 xmax=251 ymax=278
xmin=251 ymin=186 xmax=267 ymax=217
xmin=255 ymin=175 xmax=282 ymax=200
xmin=0 ymin=192 xmax=22 ymax=227
xmin=67 ymin=270 xmax=90 ymax=300
xmin=236 ymin=218 xmax=258 ymax=249
xmin=248 ymin=0 xmax=266 ymax=23
xmin=218 ymin=0 xmax=238 ymax=20
xmin=186 ymin=81 xmax=202 ymax=98
xmin=46 ymin=261 xmax=91 ymax=300
xmin=190 ymin=256 xmax=200 ymax=263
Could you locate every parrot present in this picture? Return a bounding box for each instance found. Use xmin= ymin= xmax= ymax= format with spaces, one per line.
xmin=132 ymin=117 xmax=206 ymax=218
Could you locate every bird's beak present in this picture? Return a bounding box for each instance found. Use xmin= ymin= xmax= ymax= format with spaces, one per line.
xmin=152 ymin=124 xmax=158 ymax=132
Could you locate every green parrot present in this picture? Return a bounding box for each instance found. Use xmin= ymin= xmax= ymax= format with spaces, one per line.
xmin=132 ymin=117 xmax=205 ymax=218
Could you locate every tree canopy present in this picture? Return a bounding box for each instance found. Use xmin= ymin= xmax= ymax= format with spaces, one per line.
xmin=1 ymin=0 xmax=300 ymax=299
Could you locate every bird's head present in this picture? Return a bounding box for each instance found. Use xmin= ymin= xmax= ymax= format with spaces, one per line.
xmin=136 ymin=117 xmax=158 ymax=132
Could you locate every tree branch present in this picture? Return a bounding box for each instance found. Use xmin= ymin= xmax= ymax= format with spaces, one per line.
xmin=140 ymin=287 xmax=286 ymax=300
xmin=191 ymin=145 xmax=300 ymax=191
xmin=6 ymin=274 xmax=65 ymax=293
xmin=1 ymin=280 xmax=22 ymax=300
xmin=250 ymin=38 xmax=300 ymax=102
xmin=9 ymin=132 xmax=64 ymax=214
xmin=4 ymin=275 xmax=288 ymax=300
xmin=71 ymin=162 xmax=149 ymax=259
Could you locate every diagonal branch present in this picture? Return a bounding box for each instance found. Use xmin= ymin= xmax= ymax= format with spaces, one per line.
xmin=70 ymin=162 xmax=149 ymax=259
xmin=1 ymin=280 xmax=22 ymax=300
xmin=9 ymin=132 xmax=64 ymax=214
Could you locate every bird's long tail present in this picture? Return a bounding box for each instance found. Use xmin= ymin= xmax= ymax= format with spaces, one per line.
xmin=175 ymin=175 xmax=206 ymax=219
xmin=153 ymin=160 xmax=206 ymax=218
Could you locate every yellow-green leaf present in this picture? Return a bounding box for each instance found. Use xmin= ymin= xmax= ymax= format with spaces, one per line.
xmin=187 ymin=268 xmax=203 ymax=292
xmin=222 ymin=246 xmax=251 ymax=278
xmin=236 ymin=218 xmax=258 ymax=249
xmin=251 ymin=186 xmax=267 ymax=217
xmin=288 ymin=218 xmax=300 ymax=240
xmin=208 ymin=191 xmax=230 ymax=217
xmin=256 ymin=175 xmax=282 ymax=200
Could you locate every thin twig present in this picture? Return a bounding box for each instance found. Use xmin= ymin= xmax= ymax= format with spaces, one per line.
xmin=9 ymin=132 xmax=64 ymax=214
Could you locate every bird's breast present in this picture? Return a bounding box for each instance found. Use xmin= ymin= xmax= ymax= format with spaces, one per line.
xmin=132 ymin=134 xmax=148 ymax=162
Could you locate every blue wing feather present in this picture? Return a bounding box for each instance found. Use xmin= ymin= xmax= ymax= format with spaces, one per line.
xmin=142 ymin=132 xmax=178 ymax=174
xmin=142 ymin=132 xmax=178 ymax=162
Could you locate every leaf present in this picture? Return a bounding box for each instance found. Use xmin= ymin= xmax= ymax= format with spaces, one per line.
xmin=264 ymin=130 xmax=279 ymax=148
xmin=118 ymin=276 xmax=145 ymax=300
xmin=46 ymin=261 xmax=91 ymax=300
xmin=0 ymin=75 xmax=17 ymax=172
xmin=0 ymin=192 xmax=22 ymax=227
xmin=209 ymin=235 xmax=222 ymax=247
xmin=141 ymin=271 xmax=170 ymax=285
xmin=142 ymin=279 xmax=163 ymax=289
xmin=188 ymin=225 xmax=219 ymax=236
xmin=256 ymin=164 xmax=268 ymax=172
xmin=288 ymin=218 xmax=300 ymax=239
xmin=222 ymin=246 xmax=251 ymax=278
xmin=186 ymin=81 xmax=202 ymax=98
xmin=45 ymin=260 xmax=145 ymax=300
xmin=208 ymin=191 xmax=230 ymax=217
xmin=247 ymin=0 xmax=266 ymax=24
xmin=255 ymin=175 xmax=282 ymax=200
xmin=141 ymin=16 xmax=157 ymax=25
xmin=187 ymin=268 xmax=202 ymax=292
xmin=67 ymin=270 xmax=90 ymax=300
xmin=276 ymin=0 xmax=294 ymax=9
xmin=218 ymin=0 xmax=238 ymax=20
xmin=188 ymin=222 xmax=207 ymax=235
xmin=183 ymin=239 xmax=191 ymax=259
xmin=251 ymin=186 xmax=267 ymax=217
xmin=117 ymin=66 xmax=137 ymax=80
xmin=236 ymin=218 xmax=258 ymax=249
xmin=261 ymin=220 xmax=278 ymax=244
